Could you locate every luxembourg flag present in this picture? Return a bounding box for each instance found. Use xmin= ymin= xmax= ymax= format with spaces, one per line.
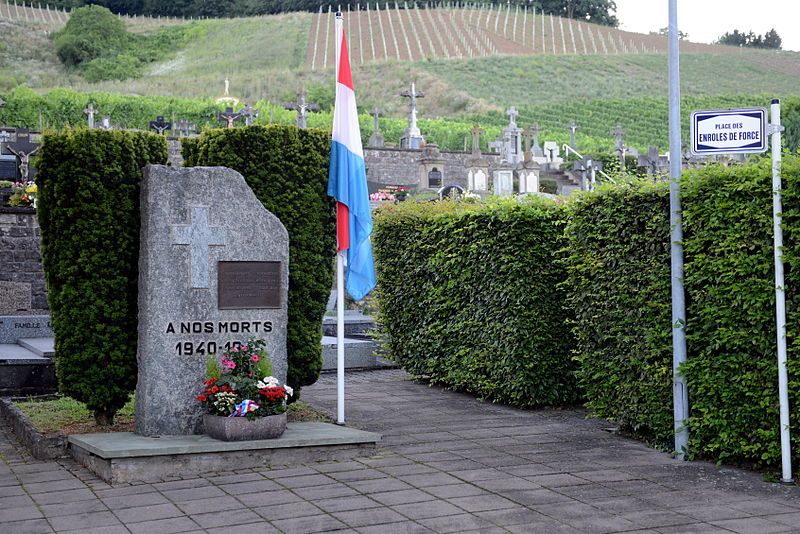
xmin=327 ymin=12 xmax=376 ymax=301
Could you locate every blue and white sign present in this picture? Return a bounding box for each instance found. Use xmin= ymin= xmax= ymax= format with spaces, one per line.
xmin=690 ymin=108 xmax=768 ymax=155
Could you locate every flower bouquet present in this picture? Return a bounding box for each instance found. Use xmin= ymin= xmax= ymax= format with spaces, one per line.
xmin=197 ymin=339 xmax=292 ymax=441
xmin=8 ymin=181 xmax=37 ymax=208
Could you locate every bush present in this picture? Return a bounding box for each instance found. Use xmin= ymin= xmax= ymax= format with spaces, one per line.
xmin=35 ymin=129 xmax=168 ymax=425
xmin=54 ymin=6 xmax=128 ymax=67
xmin=373 ymin=198 xmax=578 ymax=407
xmin=681 ymin=156 xmax=800 ymax=467
xmin=564 ymin=183 xmax=674 ymax=447
xmin=183 ymin=125 xmax=336 ymax=395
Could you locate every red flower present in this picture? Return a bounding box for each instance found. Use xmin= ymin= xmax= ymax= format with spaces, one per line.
xmin=211 ymin=386 xmax=219 ymax=393
xmin=196 ymin=395 xmax=207 ymax=402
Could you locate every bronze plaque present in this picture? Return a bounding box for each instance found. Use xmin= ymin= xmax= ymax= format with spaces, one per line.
xmin=218 ymin=261 xmax=281 ymax=309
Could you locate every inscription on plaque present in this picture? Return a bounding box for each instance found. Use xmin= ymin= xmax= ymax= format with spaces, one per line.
xmin=218 ymin=261 xmax=280 ymax=309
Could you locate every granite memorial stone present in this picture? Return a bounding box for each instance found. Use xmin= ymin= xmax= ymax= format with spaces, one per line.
xmin=135 ymin=165 xmax=289 ymax=437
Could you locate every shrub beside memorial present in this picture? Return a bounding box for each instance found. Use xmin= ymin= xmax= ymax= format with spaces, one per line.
xmin=565 ymin=156 xmax=800 ymax=468
xmin=182 ymin=125 xmax=336 ymax=395
xmin=564 ymin=183 xmax=674 ymax=447
xmin=372 ymin=198 xmax=578 ymax=407
xmin=681 ymin=156 xmax=800 ymax=467
xmin=36 ymin=129 xmax=167 ymax=425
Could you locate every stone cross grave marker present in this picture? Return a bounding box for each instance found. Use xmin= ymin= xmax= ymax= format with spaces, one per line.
xmin=149 ymin=116 xmax=171 ymax=135
xmin=525 ymin=123 xmax=544 ymax=157
xmin=218 ymin=107 xmax=243 ymax=129
xmin=6 ymin=130 xmax=40 ymax=182
xmin=611 ymin=124 xmax=627 ymax=174
xmin=469 ymin=124 xmax=483 ymax=154
xmin=281 ymin=91 xmax=320 ymax=129
xmin=0 ymin=130 xmax=10 ymax=153
xmin=174 ymin=118 xmax=196 ymax=137
xmin=239 ymin=104 xmax=259 ymax=126
xmin=84 ymin=103 xmax=97 ymax=129
xmin=567 ymin=120 xmax=579 ymax=149
xmin=0 ymin=130 xmax=14 ymax=181
xmin=399 ymin=81 xmax=425 ymax=149
xmin=368 ymin=107 xmax=385 ymax=147
xmin=506 ymin=106 xmax=518 ymax=128
xmin=135 ymin=165 xmax=289 ymax=436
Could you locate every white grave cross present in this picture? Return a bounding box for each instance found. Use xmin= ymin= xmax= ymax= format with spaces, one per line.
xmin=171 ymin=206 xmax=226 ymax=288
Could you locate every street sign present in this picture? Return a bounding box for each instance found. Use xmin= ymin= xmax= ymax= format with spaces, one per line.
xmin=690 ymin=107 xmax=768 ymax=155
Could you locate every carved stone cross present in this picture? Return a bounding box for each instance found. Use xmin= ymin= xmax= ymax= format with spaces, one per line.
xmin=469 ymin=124 xmax=484 ymax=154
xmin=171 ymin=206 xmax=226 ymax=288
xmin=239 ymin=104 xmax=259 ymax=126
xmin=506 ymin=106 xmax=518 ymax=128
xmin=525 ymin=123 xmax=542 ymax=149
xmin=282 ymin=91 xmax=320 ymax=129
xmin=566 ymin=120 xmax=579 ymax=149
xmin=611 ymin=124 xmax=628 ymax=174
xmin=174 ymin=118 xmax=196 ymax=137
xmin=84 ymin=103 xmax=98 ymax=129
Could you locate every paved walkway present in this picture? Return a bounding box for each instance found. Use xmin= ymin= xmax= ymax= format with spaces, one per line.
xmin=1 ymin=369 xmax=799 ymax=534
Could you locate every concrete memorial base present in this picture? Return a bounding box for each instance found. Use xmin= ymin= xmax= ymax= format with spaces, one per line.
xmin=68 ymin=423 xmax=381 ymax=484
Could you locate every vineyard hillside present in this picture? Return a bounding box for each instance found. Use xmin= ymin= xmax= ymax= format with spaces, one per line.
xmin=1 ymin=2 xmax=799 ymax=152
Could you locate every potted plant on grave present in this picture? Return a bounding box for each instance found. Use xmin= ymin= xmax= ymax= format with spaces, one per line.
xmin=197 ymin=339 xmax=293 ymax=441
xmin=394 ymin=187 xmax=409 ymax=201
xmin=8 ymin=181 xmax=37 ymax=208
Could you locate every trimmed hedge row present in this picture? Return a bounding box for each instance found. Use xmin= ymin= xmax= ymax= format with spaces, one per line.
xmin=372 ymin=198 xmax=578 ymax=407
xmin=565 ymin=156 xmax=800 ymax=468
xmin=182 ymin=125 xmax=336 ymax=394
xmin=36 ymin=129 xmax=168 ymax=424
xmin=563 ymin=183 xmax=674 ymax=447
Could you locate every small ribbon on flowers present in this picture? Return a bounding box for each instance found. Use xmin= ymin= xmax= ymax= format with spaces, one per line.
xmin=229 ymin=399 xmax=260 ymax=417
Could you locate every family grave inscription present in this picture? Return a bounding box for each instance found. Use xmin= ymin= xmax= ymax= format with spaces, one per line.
xmin=135 ymin=165 xmax=289 ymax=436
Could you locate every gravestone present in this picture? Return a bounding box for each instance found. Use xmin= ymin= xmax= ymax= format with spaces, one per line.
xmin=494 ymin=169 xmax=514 ymax=197
xmin=399 ymin=81 xmax=425 ymax=149
xmin=218 ymin=107 xmax=243 ymax=129
xmin=281 ymin=91 xmax=320 ymax=129
xmin=149 ymin=116 xmax=171 ymax=135
xmin=135 ymin=165 xmax=289 ymax=437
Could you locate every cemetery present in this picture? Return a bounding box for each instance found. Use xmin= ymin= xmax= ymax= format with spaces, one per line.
xmin=0 ymin=2 xmax=799 ymax=532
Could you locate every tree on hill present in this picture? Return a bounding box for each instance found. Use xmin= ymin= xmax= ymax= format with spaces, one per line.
xmin=716 ymin=28 xmax=782 ymax=49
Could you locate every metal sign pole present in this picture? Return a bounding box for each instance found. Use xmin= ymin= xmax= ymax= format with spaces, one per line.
xmin=769 ymin=98 xmax=793 ymax=484
xmin=668 ymin=0 xmax=689 ymax=459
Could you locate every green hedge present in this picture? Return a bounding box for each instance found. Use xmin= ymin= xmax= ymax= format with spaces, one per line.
xmin=183 ymin=125 xmax=335 ymax=394
xmin=36 ymin=129 xmax=168 ymax=424
xmin=564 ymin=183 xmax=674 ymax=447
xmin=372 ymin=198 xmax=577 ymax=407
xmin=682 ymin=156 xmax=800 ymax=467
xmin=566 ymin=156 xmax=800 ymax=468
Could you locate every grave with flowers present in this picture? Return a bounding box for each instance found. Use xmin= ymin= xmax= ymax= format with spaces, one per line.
xmin=67 ymin=165 xmax=380 ymax=484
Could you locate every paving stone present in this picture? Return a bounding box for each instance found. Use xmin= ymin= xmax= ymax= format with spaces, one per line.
xmin=60 ymin=525 xmax=131 ymax=534
xmin=332 ymin=507 xmax=409 ymax=528
xmin=271 ymin=514 xmax=348 ymax=534
xmin=206 ymin=523 xmax=282 ymax=534
xmin=254 ymin=500 xmax=323 ymax=521
xmin=237 ymin=489 xmax=303 ymax=507
xmin=710 ymin=516 xmax=795 ymax=533
xmin=160 ymin=485 xmax=227 ymax=502
xmin=447 ymin=494 xmax=518 ymax=513
xmin=347 ymin=477 xmax=414 ymax=493
xmin=114 ymin=503 xmax=186 ymax=523
xmin=355 ymin=521 xmax=433 ymax=534
xmin=398 ymin=472 xmax=464 ymax=488
xmin=3 ymin=518 xmax=54 ymax=534
xmin=291 ymin=483 xmax=360 ymax=500
xmin=391 ymin=499 xmax=464 ymax=520
xmin=127 ymin=516 xmax=202 ymax=534
xmin=101 ymin=490 xmax=170 ymax=509
xmin=47 ymin=510 xmax=123 ymax=531
xmin=658 ymin=523 xmax=745 ymax=533
xmin=30 ymin=488 xmax=96 ymax=505
xmin=189 ymin=508 xmax=263 ymax=529
xmin=217 ymin=478 xmax=283 ymax=495
xmin=423 ymin=484 xmax=491 ymax=499
xmin=175 ymin=495 xmax=247 ymax=515
xmin=313 ymin=495 xmax=383 ymax=513
xmin=729 ymin=499 xmax=800 ymax=515
xmin=273 ymin=473 xmax=335 ymax=489
xmin=416 ymin=513 xmax=496 ymax=533
xmin=370 ymin=489 xmax=436 ymax=506
xmin=0 ymin=506 xmax=43 ymax=522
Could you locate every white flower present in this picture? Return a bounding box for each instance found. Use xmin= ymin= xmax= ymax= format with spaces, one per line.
xmin=257 ymin=376 xmax=280 ymax=389
xmin=284 ymin=385 xmax=294 ymax=397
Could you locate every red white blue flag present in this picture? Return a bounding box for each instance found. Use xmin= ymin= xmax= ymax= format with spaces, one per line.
xmin=327 ymin=14 xmax=376 ymax=301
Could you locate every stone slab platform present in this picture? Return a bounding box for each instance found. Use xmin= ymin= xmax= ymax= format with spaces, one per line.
xmin=321 ymin=336 xmax=377 ymax=370
xmin=68 ymin=422 xmax=381 ymax=484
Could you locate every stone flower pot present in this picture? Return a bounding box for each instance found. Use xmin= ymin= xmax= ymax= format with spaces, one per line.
xmin=203 ymin=413 xmax=287 ymax=441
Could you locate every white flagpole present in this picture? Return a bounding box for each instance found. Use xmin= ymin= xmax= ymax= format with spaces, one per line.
xmin=335 ymin=12 xmax=346 ymax=426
